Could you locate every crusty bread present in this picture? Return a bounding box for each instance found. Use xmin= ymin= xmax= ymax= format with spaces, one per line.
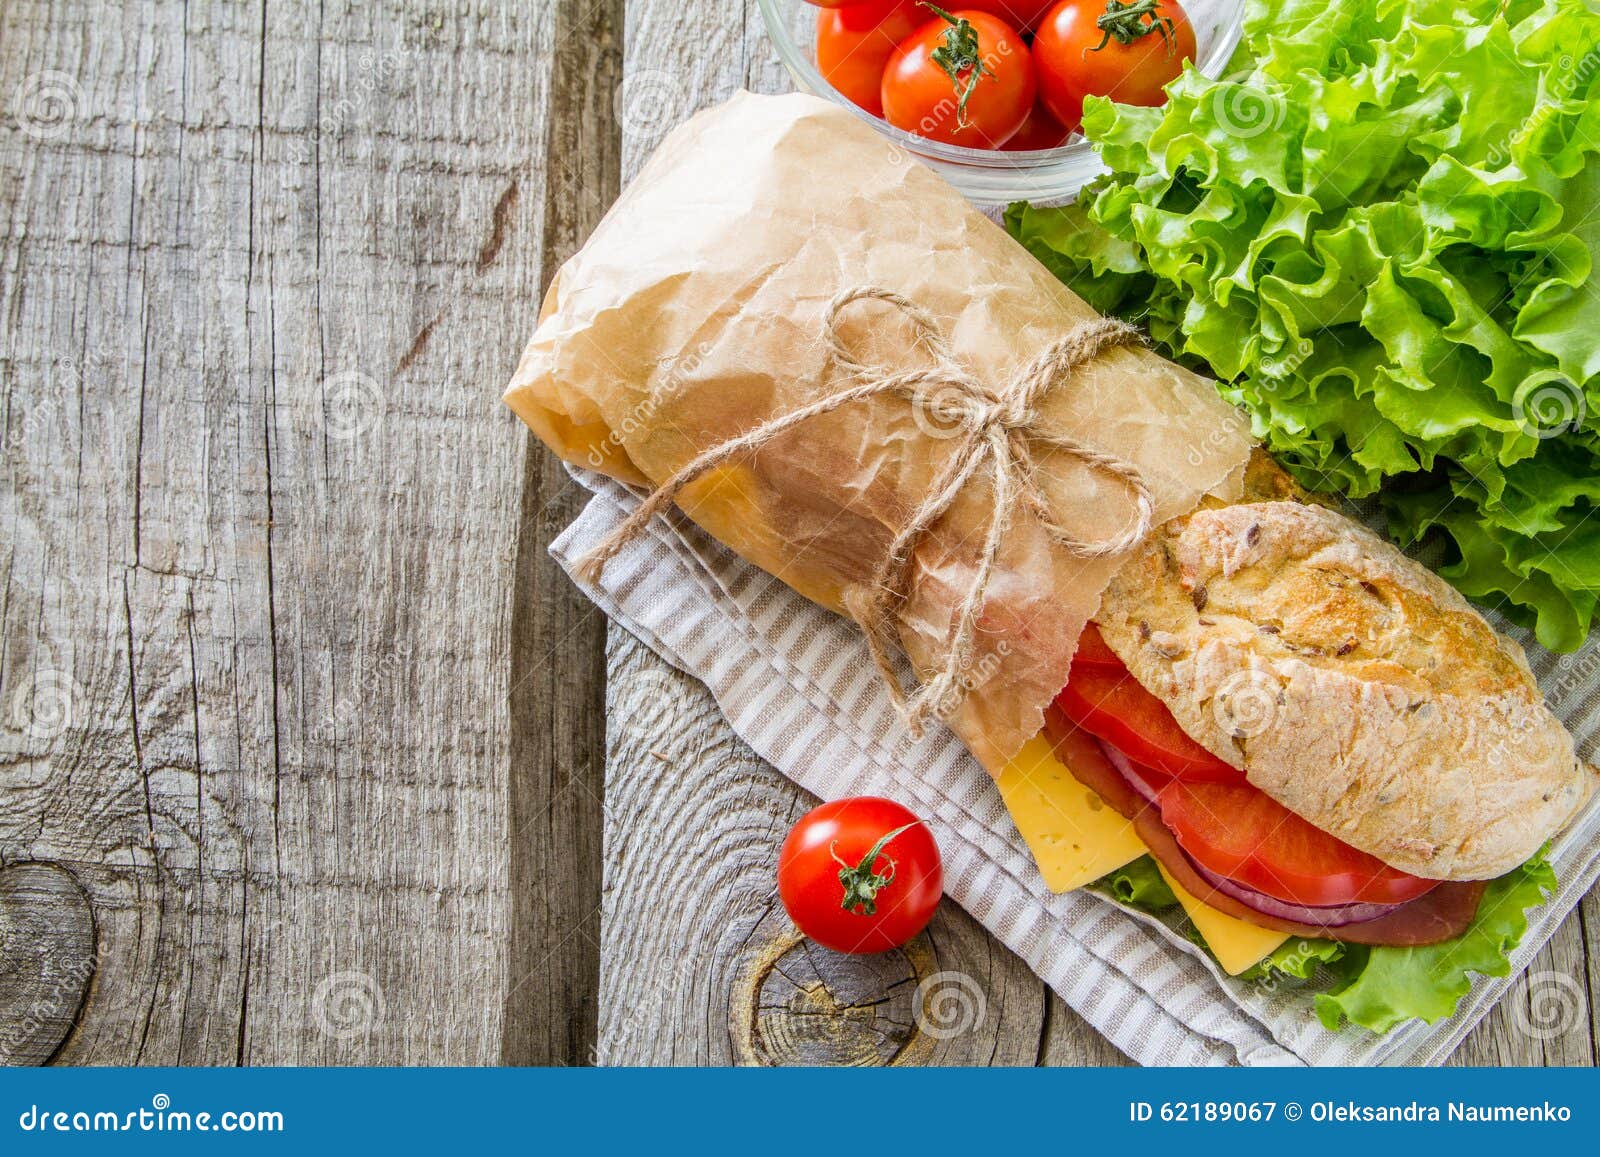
xmin=1093 ymin=471 xmax=1592 ymax=881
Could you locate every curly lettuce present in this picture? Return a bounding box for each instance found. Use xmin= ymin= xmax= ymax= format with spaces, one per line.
xmin=1007 ymin=0 xmax=1600 ymax=650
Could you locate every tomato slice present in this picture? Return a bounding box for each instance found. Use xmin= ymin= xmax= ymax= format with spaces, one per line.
xmin=1071 ymin=623 xmax=1124 ymax=670
xmin=1155 ymin=779 xmax=1438 ymax=907
xmin=1055 ymin=662 xmax=1244 ymax=783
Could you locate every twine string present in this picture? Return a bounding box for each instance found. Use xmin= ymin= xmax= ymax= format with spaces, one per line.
xmin=577 ymin=286 xmax=1153 ymax=736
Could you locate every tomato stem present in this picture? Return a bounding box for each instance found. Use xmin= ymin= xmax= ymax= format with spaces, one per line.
xmin=830 ymin=821 xmax=920 ymax=916
xmin=1091 ymin=0 xmax=1177 ymax=53
xmin=919 ymin=3 xmax=995 ymax=132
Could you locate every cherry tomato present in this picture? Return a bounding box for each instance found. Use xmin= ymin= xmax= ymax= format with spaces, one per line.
xmin=881 ymin=8 xmax=1036 ymax=148
xmin=804 ymin=0 xmax=895 ymax=10
xmin=777 ymin=797 xmax=943 ymax=953
xmin=1055 ymin=660 xmax=1245 ymax=783
xmin=1032 ymin=0 xmax=1196 ymax=125
xmin=816 ymin=0 xmax=922 ymax=116
xmin=1155 ymin=779 xmax=1439 ymax=907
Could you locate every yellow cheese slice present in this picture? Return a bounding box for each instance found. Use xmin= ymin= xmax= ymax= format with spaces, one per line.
xmin=1155 ymin=864 xmax=1290 ymax=975
xmin=996 ymin=732 xmax=1289 ymax=975
xmin=995 ymin=735 xmax=1145 ymax=892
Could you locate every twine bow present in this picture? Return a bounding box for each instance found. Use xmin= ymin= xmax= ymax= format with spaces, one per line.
xmin=577 ymin=286 xmax=1154 ymax=737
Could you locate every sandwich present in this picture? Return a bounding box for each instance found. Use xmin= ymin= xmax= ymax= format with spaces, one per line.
xmin=995 ymin=453 xmax=1592 ymax=1029
xmin=504 ymin=91 xmax=1595 ymax=1035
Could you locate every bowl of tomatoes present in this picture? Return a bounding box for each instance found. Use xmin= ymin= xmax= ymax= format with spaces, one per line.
xmin=759 ymin=0 xmax=1244 ymax=206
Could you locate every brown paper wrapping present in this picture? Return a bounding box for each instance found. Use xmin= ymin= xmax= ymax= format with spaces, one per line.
xmin=504 ymin=91 xmax=1253 ymax=771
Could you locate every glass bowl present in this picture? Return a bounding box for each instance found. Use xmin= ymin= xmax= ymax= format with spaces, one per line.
xmin=757 ymin=0 xmax=1245 ymax=209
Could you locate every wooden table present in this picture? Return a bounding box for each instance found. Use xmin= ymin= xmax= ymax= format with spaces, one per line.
xmin=1 ymin=0 xmax=1593 ymax=1067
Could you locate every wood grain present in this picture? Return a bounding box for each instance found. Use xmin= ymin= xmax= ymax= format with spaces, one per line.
xmin=501 ymin=0 xmax=622 ymax=1067
xmin=0 ymin=0 xmax=578 ymax=1064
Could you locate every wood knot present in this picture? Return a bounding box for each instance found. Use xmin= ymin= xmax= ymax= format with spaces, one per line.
xmin=731 ymin=924 xmax=977 ymax=1067
xmin=0 ymin=861 xmax=96 ymax=1065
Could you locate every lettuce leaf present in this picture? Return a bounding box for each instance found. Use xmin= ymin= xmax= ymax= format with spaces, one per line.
xmin=1314 ymin=855 xmax=1557 ymax=1034
xmin=1095 ymin=855 xmax=1179 ymax=911
xmin=1238 ymin=937 xmax=1346 ymax=983
xmin=1006 ymin=0 xmax=1600 ymax=649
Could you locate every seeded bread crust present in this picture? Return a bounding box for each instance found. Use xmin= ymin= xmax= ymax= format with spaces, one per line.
xmin=1094 ymin=473 xmax=1591 ymax=881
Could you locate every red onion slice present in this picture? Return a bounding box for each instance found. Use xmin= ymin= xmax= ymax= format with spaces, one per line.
xmin=1094 ymin=739 xmax=1414 ymax=927
xmin=1098 ymin=742 xmax=1163 ymax=804
xmin=1181 ymin=854 xmax=1406 ymax=928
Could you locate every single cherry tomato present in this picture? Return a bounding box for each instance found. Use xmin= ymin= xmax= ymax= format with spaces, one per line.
xmin=777 ymin=797 xmax=943 ymax=953
xmin=816 ymin=0 xmax=923 ymax=116
xmin=1032 ymin=0 xmax=1196 ymax=125
xmin=1055 ymin=660 xmax=1245 ymax=783
xmin=1154 ymin=779 xmax=1440 ymax=907
xmin=880 ymin=7 xmax=1036 ymax=148
xmin=804 ymin=0 xmax=896 ymax=10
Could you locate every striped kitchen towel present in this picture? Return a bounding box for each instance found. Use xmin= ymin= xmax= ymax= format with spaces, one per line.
xmin=550 ymin=468 xmax=1600 ymax=1067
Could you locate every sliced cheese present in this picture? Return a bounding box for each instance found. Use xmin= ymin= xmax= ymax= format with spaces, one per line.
xmin=995 ymin=735 xmax=1145 ymax=892
xmin=1155 ymin=864 xmax=1290 ymax=975
xmin=997 ymin=732 xmax=1290 ymax=975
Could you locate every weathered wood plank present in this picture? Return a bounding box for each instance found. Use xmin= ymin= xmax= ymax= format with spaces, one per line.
xmin=0 ymin=0 xmax=562 ymax=1064
xmin=501 ymin=0 xmax=622 ymax=1066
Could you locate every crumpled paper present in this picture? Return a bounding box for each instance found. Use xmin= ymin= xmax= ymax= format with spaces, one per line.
xmin=504 ymin=90 xmax=1253 ymax=769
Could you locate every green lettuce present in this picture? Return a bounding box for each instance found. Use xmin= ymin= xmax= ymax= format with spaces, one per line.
xmin=1095 ymin=855 xmax=1179 ymax=910
xmin=1314 ymin=855 xmax=1557 ymax=1033
xmin=1006 ymin=0 xmax=1600 ymax=649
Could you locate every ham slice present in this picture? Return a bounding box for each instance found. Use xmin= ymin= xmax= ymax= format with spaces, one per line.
xmin=1042 ymin=707 xmax=1486 ymax=947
